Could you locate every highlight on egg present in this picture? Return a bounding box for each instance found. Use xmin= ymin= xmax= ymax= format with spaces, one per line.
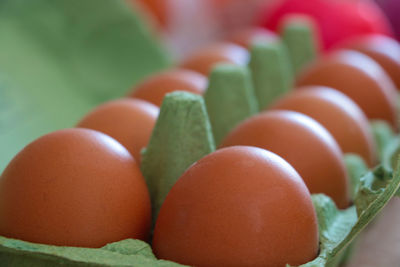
xmin=128 ymin=69 xmax=207 ymax=107
xmin=77 ymin=98 xmax=159 ymax=164
xmin=221 ymin=110 xmax=350 ymax=209
xmin=269 ymin=86 xmax=377 ymax=167
xmin=153 ymin=146 xmax=319 ymax=267
xmin=180 ymin=42 xmax=250 ymax=75
xmin=0 ymin=128 xmax=151 ymax=248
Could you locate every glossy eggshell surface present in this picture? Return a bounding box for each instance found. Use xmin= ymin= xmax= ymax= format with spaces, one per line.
xmin=0 ymin=129 xmax=151 ymax=247
xmin=128 ymin=69 xmax=207 ymax=107
xmin=270 ymin=86 xmax=377 ymax=167
xmin=338 ymin=34 xmax=400 ymax=89
xmin=153 ymin=146 xmax=319 ymax=267
xmin=77 ymin=98 xmax=159 ymax=164
xmin=228 ymin=27 xmax=279 ymax=48
xmin=296 ymin=50 xmax=398 ymax=130
xmin=221 ymin=111 xmax=350 ymax=209
xmin=180 ymin=43 xmax=249 ymax=75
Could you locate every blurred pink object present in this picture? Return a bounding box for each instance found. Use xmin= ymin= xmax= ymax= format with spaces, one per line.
xmin=374 ymin=0 xmax=400 ymax=39
xmin=259 ymin=0 xmax=394 ymax=50
xmin=131 ymin=0 xmax=270 ymax=60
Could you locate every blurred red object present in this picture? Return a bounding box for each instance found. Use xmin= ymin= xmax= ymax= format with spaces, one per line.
xmin=130 ymin=0 xmax=167 ymax=29
xmin=259 ymin=0 xmax=394 ymax=50
xmin=128 ymin=0 xmax=271 ymax=59
xmin=374 ymin=0 xmax=400 ymax=39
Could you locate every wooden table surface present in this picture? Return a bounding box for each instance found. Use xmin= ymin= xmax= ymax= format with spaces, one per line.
xmin=345 ymin=197 xmax=400 ymax=267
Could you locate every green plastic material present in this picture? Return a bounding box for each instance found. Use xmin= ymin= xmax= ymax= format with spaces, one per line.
xmin=370 ymin=120 xmax=395 ymax=161
xmin=204 ymin=64 xmax=259 ymax=145
xmin=0 ymin=0 xmax=169 ymax=172
xmin=294 ymin=158 xmax=400 ymax=267
xmin=141 ymin=92 xmax=216 ymax=221
xmin=379 ymin=136 xmax=400 ymax=196
xmin=248 ymin=40 xmax=293 ymax=109
xmin=372 ymin=118 xmax=400 ymax=196
xmin=1 ymin=97 xmax=400 ymax=267
xmin=397 ymin=92 xmax=400 ymax=117
xmin=281 ymin=17 xmax=318 ymax=74
xmin=1 ymin=5 xmax=400 ymax=264
xmin=344 ymin=154 xmax=369 ymax=199
xmin=382 ymin=137 xmax=400 ymax=172
xmin=0 ymin=237 xmax=183 ymax=266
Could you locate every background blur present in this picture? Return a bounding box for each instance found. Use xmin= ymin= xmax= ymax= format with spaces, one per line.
xmin=1 ymin=0 xmax=400 ymax=265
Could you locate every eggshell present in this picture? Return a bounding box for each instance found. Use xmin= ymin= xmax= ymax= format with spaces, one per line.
xmin=228 ymin=27 xmax=279 ymax=48
xmin=180 ymin=43 xmax=249 ymax=75
xmin=0 ymin=128 xmax=151 ymax=247
xmin=296 ymin=50 xmax=398 ymax=130
xmin=153 ymin=146 xmax=319 ymax=267
xmin=128 ymin=69 xmax=207 ymax=107
xmin=221 ymin=110 xmax=350 ymax=209
xmin=77 ymin=98 xmax=159 ymax=164
xmin=337 ymin=34 xmax=400 ymax=89
xmin=270 ymin=86 xmax=377 ymax=166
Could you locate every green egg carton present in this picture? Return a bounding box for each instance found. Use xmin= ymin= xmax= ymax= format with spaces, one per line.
xmin=1 ymin=1 xmax=400 ymax=266
xmin=1 ymin=90 xmax=399 ymax=267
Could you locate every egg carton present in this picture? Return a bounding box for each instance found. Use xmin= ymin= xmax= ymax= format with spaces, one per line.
xmin=1 ymin=2 xmax=400 ymax=267
xmin=1 ymin=89 xmax=399 ymax=267
xmin=2 ymin=51 xmax=400 ymax=267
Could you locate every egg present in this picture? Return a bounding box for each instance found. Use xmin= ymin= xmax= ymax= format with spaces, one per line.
xmin=153 ymin=146 xmax=319 ymax=267
xmin=221 ymin=110 xmax=350 ymax=208
xmin=77 ymin=98 xmax=158 ymax=164
xmin=296 ymin=50 xmax=398 ymax=130
xmin=337 ymin=34 xmax=400 ymax=89
xmin=269 ymin=86 xmax=377 ymax=167
xmin=180 ymin=42 xmax=250 ymax=75
xmin=228 ymin=27 xmax=279 ymax=48
xmin=128 ymin=69 xmax=207 ymax=107
xmin=0 ymin=128 xmax=151 ymax=247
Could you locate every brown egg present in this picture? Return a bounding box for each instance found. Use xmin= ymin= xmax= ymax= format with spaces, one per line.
xmin=270 ymin=86 xmax=377 ymax=166
xmin=296 ymin=50 xmax=398 ymax=130
xmin=153 ymin=146 xmax=319 ymax=267
xmin=337 ymin=34 xmax=400 ymax=89
xmin=221 ymin=111 xmax=350 ymax=209
xmin=128 ymin=69 xmax=207 ymax=107
xmin=0 ymin=128 xmax=151 ymax=247
xmin=77 ymin=98 xmax=158 ymax=164
xmin=180 ymin=43 xmax=249 ymax=75
xmin=228 ymin=27 xmax=279 ymax=48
